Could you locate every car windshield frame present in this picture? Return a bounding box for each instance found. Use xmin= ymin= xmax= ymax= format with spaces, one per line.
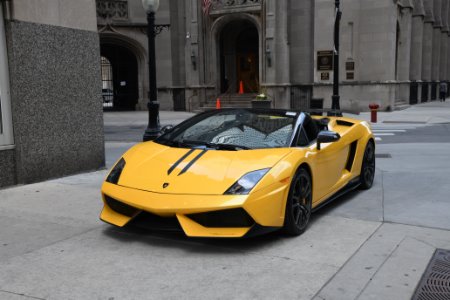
xmin=155 ymin=109 xmax=302 ymax=150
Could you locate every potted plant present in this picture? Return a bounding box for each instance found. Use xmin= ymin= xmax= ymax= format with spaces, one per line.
xmin=251 ymin=89 xmax=272 ymax=109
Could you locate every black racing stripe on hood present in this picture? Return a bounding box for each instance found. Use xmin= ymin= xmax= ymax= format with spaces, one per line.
xmin=167 ymin=148 xmax=196 ymax=175
xmin=178 ymin=149 xmax=208 ymax=176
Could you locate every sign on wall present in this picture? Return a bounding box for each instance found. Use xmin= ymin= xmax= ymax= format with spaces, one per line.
xmin=321 ymin=72 xmax=330 ymax=81
xmin=317 ymin=51 xmax=333 ymax=71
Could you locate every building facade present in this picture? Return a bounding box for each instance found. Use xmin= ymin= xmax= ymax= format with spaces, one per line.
xmin=98 ymin=0 xmax=450 ymax=113
xmin=0 ymin=0 xmax=104 ymax=188
xmin=314 ymin=0 xmax=450 ymax=111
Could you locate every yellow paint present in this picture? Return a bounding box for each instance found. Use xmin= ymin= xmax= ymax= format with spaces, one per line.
xmin=100 ymin=116 xmax=374 ymax=237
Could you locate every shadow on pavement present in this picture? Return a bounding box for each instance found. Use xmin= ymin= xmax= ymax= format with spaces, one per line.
xmin=101 ymin=225 xmax=287 ymax=254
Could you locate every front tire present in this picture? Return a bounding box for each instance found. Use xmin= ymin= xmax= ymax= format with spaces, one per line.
xmin=283 ymin=168 xmax=312 ymax=236
xmin=359 ymin=141 xmax=375 ymax=190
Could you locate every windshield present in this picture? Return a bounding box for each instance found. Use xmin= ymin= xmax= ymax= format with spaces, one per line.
xmin=156 ymin=109 xmax=298 ymax=150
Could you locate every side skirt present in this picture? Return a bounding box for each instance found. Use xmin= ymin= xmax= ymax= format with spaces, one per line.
xmin=311 ymin=176 xmax=361 ymax=213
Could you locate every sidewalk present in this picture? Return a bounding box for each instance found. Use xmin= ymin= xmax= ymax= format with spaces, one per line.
xmin=103 ymin=100 xmax=450 ymax=130
xmin=0 ymin=102 xmax=449 ymax=299
xmin=354 ymin=100 xmax=450 ymax=125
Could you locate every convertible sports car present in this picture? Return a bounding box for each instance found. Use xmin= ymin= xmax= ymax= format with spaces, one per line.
xmin=100 ymin=109 xmax=375 ymax=238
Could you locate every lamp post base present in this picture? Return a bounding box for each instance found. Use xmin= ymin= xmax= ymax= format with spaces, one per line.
xmin=143 ymin=100 xmax=161 ymax=141
xmin=143 ymin=127 xmax=161 ymax=141
xmin=328 ymin=95 xmax=343 ymax=117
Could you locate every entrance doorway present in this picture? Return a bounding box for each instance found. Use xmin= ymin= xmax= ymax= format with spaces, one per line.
xmin=219 ymin=20 xmax=259 ymax=94
xmin=100 ymin=43 xmax=139 ymax=110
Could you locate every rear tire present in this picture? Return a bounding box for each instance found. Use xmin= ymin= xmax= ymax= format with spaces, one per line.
xmin=359 ymin=141 xmax=375 ymax=190
xmin=283 ymin=168 xmax=312 ymax=236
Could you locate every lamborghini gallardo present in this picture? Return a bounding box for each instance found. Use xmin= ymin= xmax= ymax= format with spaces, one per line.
xmin=100 ymin=109 xmax=375 ymax=237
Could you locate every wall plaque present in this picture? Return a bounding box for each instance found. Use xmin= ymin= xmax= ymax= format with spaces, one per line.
xmin=321 ymin=72 xmax=330 ymax=81
xmin=317 ymin=51 xmax=333 ymax=71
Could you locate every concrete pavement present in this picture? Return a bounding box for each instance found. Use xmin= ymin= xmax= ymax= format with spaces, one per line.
xmin=1 ymin=101 xmax=450 ymax=299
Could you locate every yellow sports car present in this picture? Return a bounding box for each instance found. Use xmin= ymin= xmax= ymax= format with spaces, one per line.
xmin=100 ymin=109 xmax=375 ymax=238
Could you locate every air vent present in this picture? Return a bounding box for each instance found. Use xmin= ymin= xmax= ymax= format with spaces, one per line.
xmin=188 ymin=208 xmax=255 ymax=228
xmin=336 ymin=120 xmax=354 ymax=127
xmin=104 ymin=195 xmax=140 ymax=217
xmin=345 ymin=141 xmax=358 ymax=171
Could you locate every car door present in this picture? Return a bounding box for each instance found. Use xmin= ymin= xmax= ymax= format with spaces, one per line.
xmin=298 ymin=117 xmax=349 ymax=203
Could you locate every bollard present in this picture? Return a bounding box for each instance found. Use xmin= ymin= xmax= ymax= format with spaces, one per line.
xmin=369 ymin=103 xmax=380 ymax=123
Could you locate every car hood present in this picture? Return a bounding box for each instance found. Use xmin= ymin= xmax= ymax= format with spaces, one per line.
xmin=118 ymin=142 xmax=292 ymax=195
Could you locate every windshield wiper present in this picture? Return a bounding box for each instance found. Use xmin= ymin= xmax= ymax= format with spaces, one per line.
xmin=212 ymin=143 xmax=251 ymax=150
xmin=181 ymin=140 xmax=251 ymax=151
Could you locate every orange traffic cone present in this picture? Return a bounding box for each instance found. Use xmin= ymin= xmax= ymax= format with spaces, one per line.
xmin=238 ymin=80 xmax=244 ymax=94
xmin=216 ymin=97 xmax=221 ymax=109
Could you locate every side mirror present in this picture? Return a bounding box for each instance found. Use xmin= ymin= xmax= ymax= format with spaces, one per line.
xmin=317 ymin=130 xmax=340 ymax=150
xmin=160 ymin=125 xmax=174 ymax=135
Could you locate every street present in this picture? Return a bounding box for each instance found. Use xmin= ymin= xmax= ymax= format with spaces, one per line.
xmin=1 ymin=102 xmax=450 ymax=299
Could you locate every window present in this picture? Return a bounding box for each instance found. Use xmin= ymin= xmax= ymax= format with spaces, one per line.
xmin=0 ymin=5 xmax=14 ymax=147
xmin=101 ymin=56 xmax=114 ymax=109
xmin=157 ymin=110 xmax=297 ymax=150
xmin=303 ymin=116 xmax=320 ymax=142
xmin=297 ymin=128 xmax=309 ymax=147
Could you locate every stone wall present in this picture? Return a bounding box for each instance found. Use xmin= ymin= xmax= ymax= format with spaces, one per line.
xmin=4 ymin=20 xmax=104 ymax=185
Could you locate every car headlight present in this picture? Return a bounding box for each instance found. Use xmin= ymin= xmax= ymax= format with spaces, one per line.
xmin=106 ymin=158 xmax=126 ymax=184
xmin=224 ymin=168 xmax=270 ymax=195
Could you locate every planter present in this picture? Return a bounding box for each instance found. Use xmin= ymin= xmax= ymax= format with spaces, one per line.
xmin=251 ymin=99 xmax=271 ymax=109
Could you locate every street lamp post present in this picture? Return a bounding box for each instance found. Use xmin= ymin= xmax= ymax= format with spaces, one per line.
xmin=330 ymin=0 xmax=342 ymax=116
xmin=142 ymin=0 xmax=161 ymax=141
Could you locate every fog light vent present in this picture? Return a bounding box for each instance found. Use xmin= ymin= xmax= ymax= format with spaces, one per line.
xmin=104 ymin=195 xmax=140 ymax=217
xmin=188 ymin=208 xmax=254 ymax=228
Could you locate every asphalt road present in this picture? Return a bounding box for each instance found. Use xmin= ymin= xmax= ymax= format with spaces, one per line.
xmin=1 ymin=113 xmax=450 ymax=299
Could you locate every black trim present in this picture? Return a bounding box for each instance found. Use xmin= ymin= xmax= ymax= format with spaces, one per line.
xmin=178 ymin=149 xmax=208 ymax=176
xmin=336 ymin=120 xmax=354 ymax=127
xmin=167 ymin=149 xmax=195 ymax=175
xmin=244 ymin=224 xmax=280 ymax=238
xmin=345 ymin=141 xmax=358 ymax=171
xmin=104 ymin=195 xmax=140 ymax=217
xmin=187 ymin=208 xmax=255 ymax=228
xmin=311 ymin=177 xmax=361 ymax=212
xmin=128 ymin=212 xmax=183 ymax=232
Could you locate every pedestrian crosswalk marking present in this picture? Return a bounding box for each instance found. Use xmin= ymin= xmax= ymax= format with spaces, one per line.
xmin=373 ymin=129 xmax=406 ymax=132
xmin=370 ymin=124 xmax=429 ymax=142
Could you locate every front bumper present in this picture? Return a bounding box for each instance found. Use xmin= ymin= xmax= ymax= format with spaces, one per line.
xmin=100 ymin=181 xmax=288 ymax=238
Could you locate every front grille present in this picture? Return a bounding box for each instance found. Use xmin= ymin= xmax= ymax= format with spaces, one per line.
xmin=104 ymin=195 xmax=140 ymax=217
xmin=129 ymin=212 xmax=183 ymax=232
xmin=188 ymin=208 xmax=255 ymax=228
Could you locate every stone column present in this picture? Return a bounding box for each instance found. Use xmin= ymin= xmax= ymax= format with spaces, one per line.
xmin=431 ymin=0 xmax=442 ymax=100
xmin=439 ymin=0 xmax=449 ymax=80
xmin=184 ymin=0 xmax=202 ymax=110
xmin=396 ymin=1 xmax=413 ymax=104
xmin=264 ymin=0 xmax=291 ymax=108
xmin=422 ymin=0 xmax=434 ymax=101
xmin=447 ymin=5 xmax=450 ymax=80
xmin=264 ymin=0 xmax=276 ymax=85
xmin=274 ymin=0 xmax=290 ymax=108
xmin=410 ymin=0 xmax=425 ymax=103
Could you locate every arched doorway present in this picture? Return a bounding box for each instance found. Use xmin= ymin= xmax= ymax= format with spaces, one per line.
xmin=100 ymin=43 xmax=139 ymax=110
xmin=219 ymin=20 xmax=259 ymax=94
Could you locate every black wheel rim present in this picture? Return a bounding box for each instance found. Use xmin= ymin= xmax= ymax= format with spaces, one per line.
xmin=291 ymin=173 xmax=312 ymax=230
xmin=363 ymin=143 xmax=375 ymax=184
